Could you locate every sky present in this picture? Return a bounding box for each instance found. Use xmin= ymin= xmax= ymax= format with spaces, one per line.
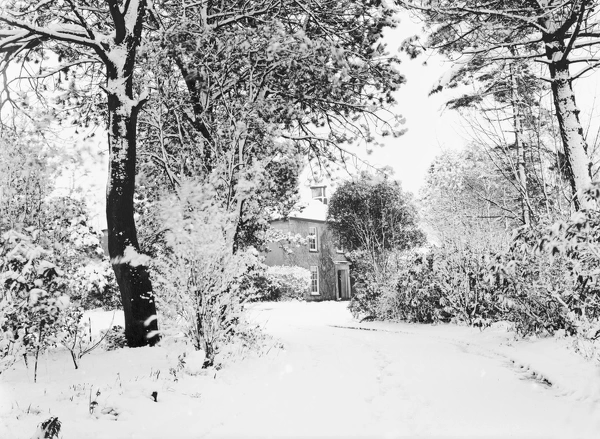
xmin=364 ymin=13 xmax=467 ymax=195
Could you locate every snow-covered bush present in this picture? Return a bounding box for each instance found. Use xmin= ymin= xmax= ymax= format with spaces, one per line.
xmin=68 ymin=261 xmax=121 ymax=310
xmin=0 ymin=212 xmax=116 ymax=376
xmin=42 ymin=198 xmax=120 ymax=311
xmin=487 ymin=188 xmax=600 ymax=338
xmin=0 ymin=229 xmax=70 ymax=379
xmin=153 ymin=180 xmax=257 ymax=367
xmin=263 ymin=265 xmax=310 ymax=301
xmin=364 ymin=186 xmax=600 ymax=361
xmin=347 ymin=249 xmax=403 ymax=319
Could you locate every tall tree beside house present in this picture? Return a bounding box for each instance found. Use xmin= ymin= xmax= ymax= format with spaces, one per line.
xmin=327 ymin=174 xmax=425 ymax=277
xmin=400 ymin=0 xmax=600 ymax=210
xmin=0 ymin=0 xmax=158 ymax=347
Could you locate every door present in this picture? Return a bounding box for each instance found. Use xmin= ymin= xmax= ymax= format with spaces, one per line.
xmin=336 ymin=267 xmax=350 ymax=300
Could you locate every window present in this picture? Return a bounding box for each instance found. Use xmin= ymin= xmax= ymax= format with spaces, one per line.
xmin=335 ymin=242 xmax=345 ymax=254
xmin=310 ymin=266 xmax=319 ymax=295
xmin=311 ymin=186 xmax=327 ymax=205
xmin=308 ymin=226 xmax=318 ymax=252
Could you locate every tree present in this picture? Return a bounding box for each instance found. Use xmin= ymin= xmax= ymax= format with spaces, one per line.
xmin=0 ymin=1 xmax=158 ymax=346
xmin=327 ymin=174 xmax=425 ymax=275
xmin=400 ymin=0 xmax=600 ymax=209
xmin=420 ymin=148 xmax=520 ymax=252
xmin=134 ymin=0 xmax=406 ymax=251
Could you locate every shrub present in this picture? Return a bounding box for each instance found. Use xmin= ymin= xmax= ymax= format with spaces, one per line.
xmin=263 ymin=265 xmax=310 ymax=301
xmin=102 ymin=325 xmax=127 ymax=351
xmin=153 ymin=180 xmax=257 ymax=368
xmin=68 ymin=261 xmax=121 ymax=310
xmin=0 ymin=229 xmax=70 ymax=380
xmin=360 ymin=185 xmax=600 ymax=352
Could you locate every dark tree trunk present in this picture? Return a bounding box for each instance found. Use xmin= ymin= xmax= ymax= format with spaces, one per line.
xmin=102 ymin=0 xmax=159 ymax=347
xmin=106 ymin=92 xmax=159 ymax=347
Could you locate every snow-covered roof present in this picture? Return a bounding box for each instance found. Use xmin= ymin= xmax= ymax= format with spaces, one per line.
xmin=289 ymin=199 xmax=327 ymax=222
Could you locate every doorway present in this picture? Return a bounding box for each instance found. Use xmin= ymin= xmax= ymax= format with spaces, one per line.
xmin=336 ymin=267 xmax=350 ymax=300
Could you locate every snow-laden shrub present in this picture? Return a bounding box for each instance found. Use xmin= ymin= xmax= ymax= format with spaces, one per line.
xmin=486 ymin=188 xmax=600 ymax=338
xmin=68 ymin=261 xmax=120 ymax=310
xmin=349 ymin=248 xmax=455 ymax=323
xmin=0 ymin=229 xmax=70 ymax=379
xmin=153 ymin=180 xmax=258 ymax=368
xmin=365 ymin=186 xmax=600 ymax=358
xmin=264 ymin=265 xmax=310 ymax=301
xmin=0 ymin=223 xmax=114 ymax=376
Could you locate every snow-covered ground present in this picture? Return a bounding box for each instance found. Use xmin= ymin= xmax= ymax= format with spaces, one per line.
xmin=1 ymin=301 xmax=599 ymax=438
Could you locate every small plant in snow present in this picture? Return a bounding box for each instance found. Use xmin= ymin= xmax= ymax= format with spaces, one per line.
xmin=56 ymin=308 xmax=116 ymax=369
xmin=102 ymin=325 xmax=127 ymax=351
xmin=31 ymin=417 xmax=61 ymax=439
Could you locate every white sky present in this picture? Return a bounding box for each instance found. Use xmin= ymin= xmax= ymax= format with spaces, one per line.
xmin=367 ymin=15 xmax=466 ymax=195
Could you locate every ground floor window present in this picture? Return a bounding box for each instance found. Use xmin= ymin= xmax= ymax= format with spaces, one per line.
xmin=310 ymin=266 xmax=319 ymax=295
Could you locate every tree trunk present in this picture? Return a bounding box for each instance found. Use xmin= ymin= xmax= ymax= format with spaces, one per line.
xmin=106 ymin=89 xmax=159 ymax=347
xmin=545 ymin=39 xmax=593 ymax=210
xmin=103 ymin=0 xmax=158 ymax=347
xmin=510 ymin=63 xmax=531 ymax=225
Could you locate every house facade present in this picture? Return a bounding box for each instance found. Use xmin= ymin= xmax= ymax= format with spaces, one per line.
xmin=264 ymin=186 xmax=352 ymax=301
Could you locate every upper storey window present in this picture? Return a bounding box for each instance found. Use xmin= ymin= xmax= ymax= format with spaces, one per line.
xmin=308 ymin=226 xmax=318 ymax=252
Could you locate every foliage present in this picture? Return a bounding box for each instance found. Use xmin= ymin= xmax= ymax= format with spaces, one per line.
xmin=137 ymin=0 xmax=406 ymax=252
xmin=263 ymin=266 xmax=311 ymax=301
xmin=0 ymin=131 xmax=55 ymax=232
xmin=328 ymin=174 xmax=425 ymax=254
xmin=420 ymin=148 xmax=518 ymax=250
xmin=67 ymin=261 xmax=121 ymax=311
xmin=360 ymin=185 xmax=600 ymax=362
xmin=329 ymin=174 xmax=425 ymax=291
xmin=0 ymin=229 xmax=70 ymax=379
xmin=152 ymin=179 xmax=258 ymax=367
xmin=101 ymin=325 xmax=127 ymax=352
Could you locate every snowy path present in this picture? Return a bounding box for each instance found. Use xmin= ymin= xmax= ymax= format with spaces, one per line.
xmin=1 ymin=302 xmax=599 ymax=438
xmin=208 ymin=302 xmax=600 ymax=438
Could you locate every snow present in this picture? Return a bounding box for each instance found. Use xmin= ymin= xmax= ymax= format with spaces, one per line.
xmin=1 ymin=302 xmax=599 ymax=438
xmin=289 ymin=199 xmax=328 ymax=221
xmin=111 ymin=245 xmax=151 ymax=267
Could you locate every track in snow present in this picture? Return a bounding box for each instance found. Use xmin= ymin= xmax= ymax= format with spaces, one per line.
xmin=206 ymin=302 xmax=600 ymax=438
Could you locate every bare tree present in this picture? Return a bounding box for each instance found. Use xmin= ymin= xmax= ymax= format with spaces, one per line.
xmin=0 ymin=1 xmax=158 ymax=347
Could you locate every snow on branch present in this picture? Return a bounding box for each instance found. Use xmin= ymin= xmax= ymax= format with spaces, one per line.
xmin=0 ymin=14 xmax=101 ymax=50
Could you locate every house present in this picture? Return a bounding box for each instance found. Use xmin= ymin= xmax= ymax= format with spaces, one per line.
xmin=263 ymin=185 xmax=352 ymax=301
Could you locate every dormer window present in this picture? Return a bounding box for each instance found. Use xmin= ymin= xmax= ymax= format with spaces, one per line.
xmin=311 ymin=186 xmax=327 ymax=205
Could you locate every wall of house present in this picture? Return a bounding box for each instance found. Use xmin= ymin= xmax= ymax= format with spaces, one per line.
xmin=264 ymin=219 xmax=347 ymax=301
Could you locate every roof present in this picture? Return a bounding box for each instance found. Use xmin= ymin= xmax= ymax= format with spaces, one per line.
xmin=289 ymin=199 xmax=328 ymax=222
